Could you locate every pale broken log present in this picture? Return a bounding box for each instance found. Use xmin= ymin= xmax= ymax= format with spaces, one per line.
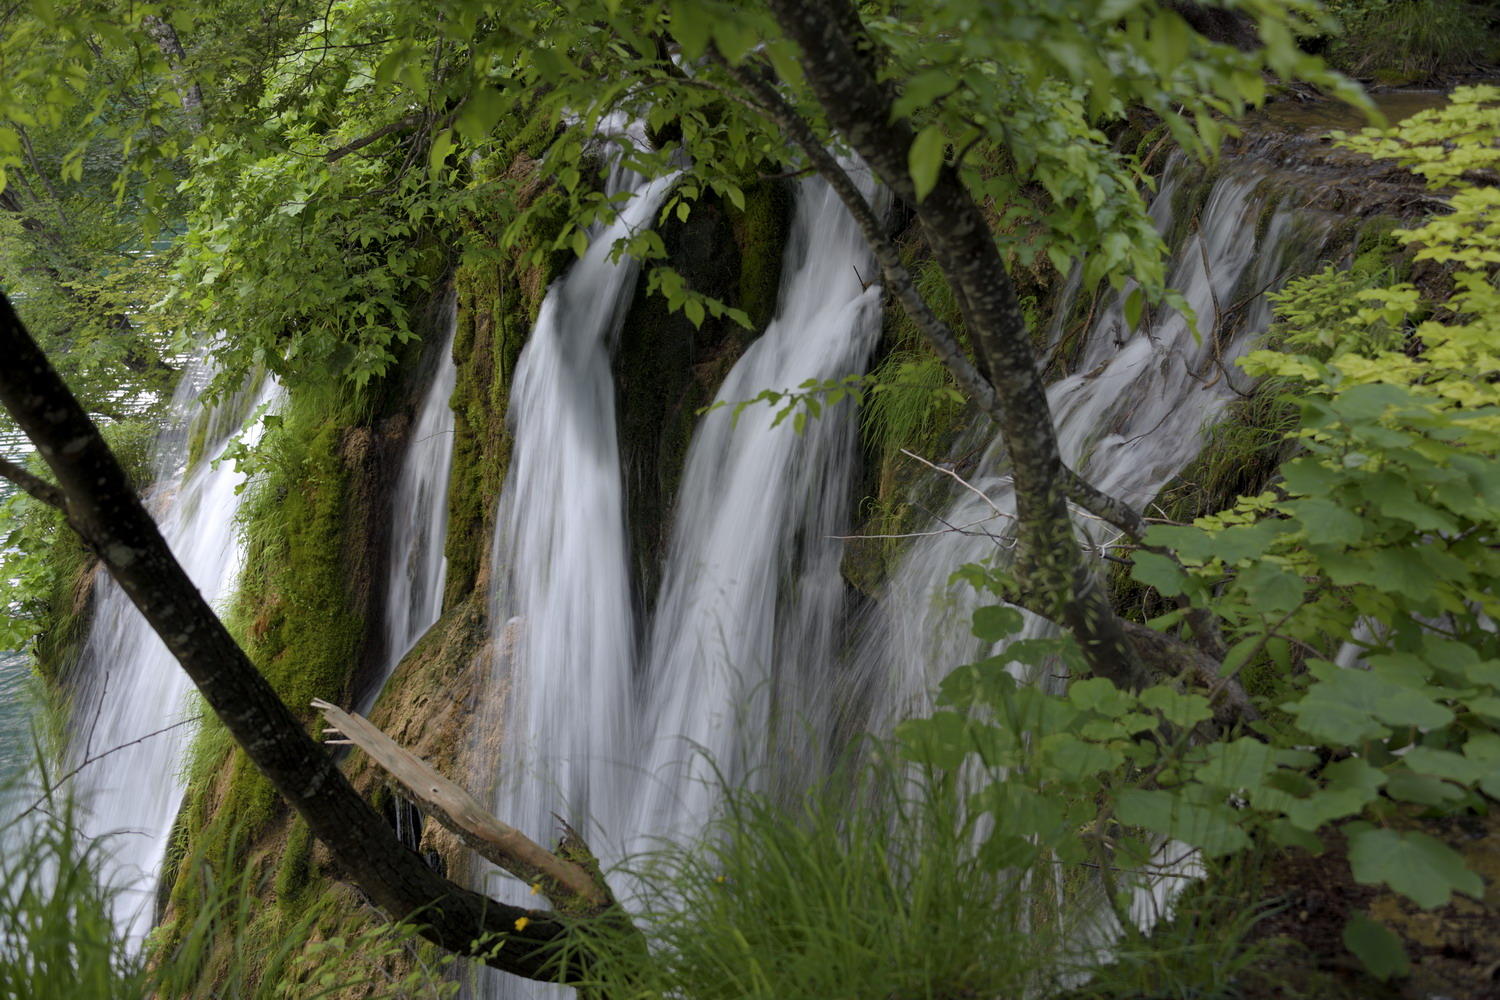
xmin=312 ymin=698 xmax=609 ymax=911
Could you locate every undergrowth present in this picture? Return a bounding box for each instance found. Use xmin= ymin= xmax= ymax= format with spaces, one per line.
xmin=0 ymin=761 xmax=457 ymax=999
xmin=1326 ymin=0 xmax=1496 ymax=81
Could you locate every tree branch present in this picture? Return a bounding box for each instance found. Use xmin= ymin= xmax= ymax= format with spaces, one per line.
xmin=711 ymin=50 xmax=1003 ymax=425
xmin=759 ymin=0 xmax=1152 ymax=691
xmin=314 ymin=699 xmax=612 ymax=913
xmin=325 ymin=113 xmax=424 ymax=163
xmin=0 ymin=454 xmax=65 ymax=509
xmin=142 ymin=14 xmax=205 ymax=129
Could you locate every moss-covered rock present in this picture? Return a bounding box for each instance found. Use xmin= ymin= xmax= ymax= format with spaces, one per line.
xmin=444 ymin=151 xmax=572 ymax=608
xmin=156 ymin=379 xmax=389 ymax=942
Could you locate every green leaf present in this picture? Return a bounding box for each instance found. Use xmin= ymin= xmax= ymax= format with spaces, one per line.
xmin=455 ymin=88 xmax=506 ymax=143
xmin=972 ymin=605 xmax=1024 ymax=642
xmin=1343 ymin=911 xmax=1410 ymax=981
xmin=1282 ymin=758 xmax=1385 ymax=831
xmin=1384 ymin=769 xmax=1463 ymax=806
xmin=1139 ymin=686 xmax=1212 ymax=728
xmin=1116 ymin=789 xmax=1250 ymax=855
xmin=670 ymin=1 xmax=712 ymax=58
xmin=1284 ymin=497 xmax=1366 ymax=547
xmin=1130 ymin=551 xmax=1186 ymax=596
xmin=427 ymin=128 xmax=455 ymax=177
xmin=1038 ymin=733 xmax=1118 ymax=781
xmin=1402 ymin=746 xmax=1484 ymax=785
xmin=1123 ymin=286 xmax=1144 ymax=329
xmin=1195 ymin=738 xmax=1275 ymax=790
xmin=908 ymin=124 xmax=946 ymax=203
xmin=1237 ymin=561 xmax=1305 ymax=613
xmin=980 ymin=783 xmax=1064 ymax=840
xmin=1069 ymin=677 xmax=1134 ymax=716
xmin=1347 ymin=827 xmax=1484 ymax=908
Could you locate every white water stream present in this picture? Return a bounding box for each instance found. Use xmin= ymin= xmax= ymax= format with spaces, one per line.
xmin=480 ymin=157 xmax=679 ymax=924
xmin=625 ymin=171 xmax=883 ymax=854
xmin=63 ymin=364 xmax=279 ymax=944
xmin=363 ymin=295 xmax=459 ymax=710
xmin=856 ymin=158 xmax=1327 ymax=934
xmin=476 ymin=140 xmax=887 ymax=995
xmin=864 ymin=159 xmax=1315 ymax=727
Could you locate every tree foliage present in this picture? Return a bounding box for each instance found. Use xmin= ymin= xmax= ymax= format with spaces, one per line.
xmin=900 ymin=87 xmax=1500 ymax=975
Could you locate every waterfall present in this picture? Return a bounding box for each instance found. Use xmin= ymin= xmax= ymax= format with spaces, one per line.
xmin=476 ymin=161 xmax=881 ymax=1000
xmin=859 ymin=157 xmax=1323 ymax=725
xmin=848 ymin=157 xmax=1331 ymax=936
xmin=61 ymin=365 xmax=278 ymax=944
xmin=361 ymin=294 xmax=459 ymax=710
xmin=0 ymin=651 xmax=30 ymax=795
xmin=627 ymin=172 xmax=883 ymax=853
xmin=469 ymin=142 xmax=1334 ymax=996
xmin=480 ymin=156 xmax=678 ymax=914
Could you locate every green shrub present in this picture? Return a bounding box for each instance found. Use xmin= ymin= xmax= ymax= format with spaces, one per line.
xmin=1326 ymin=0 xmax=1494 ymax=81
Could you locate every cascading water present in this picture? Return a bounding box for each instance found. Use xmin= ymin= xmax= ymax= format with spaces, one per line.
xmin=852 ymin=156 xmax=1332 ymax=937
xmin=861 ymin=156 xmax=1327 ymax=727
xmin=361 ymin=294 xmax=459 ymax=710
xmin=480 ymin=157 xmax=678 ymax=919
xmin=471 ymin=140 xmax=1337 ymax=996
xmin=61 ymin=364 xmax=278 ymax=944
xmin=627 ymin=171 xmax=883 ymax=852
xmin=477 ymin=161 xmax=882 ymax=1000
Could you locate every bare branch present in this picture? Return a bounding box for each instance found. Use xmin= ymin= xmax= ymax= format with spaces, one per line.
xmin=898 ymin=448 xmax=1013 ymax=523
xmin=325 ymin=113 xmax=424 ymax=163
xmin=11 ymin=715 xmax=204 ymax=824
xmin=313 ymin=698 xmax=611 ymax=912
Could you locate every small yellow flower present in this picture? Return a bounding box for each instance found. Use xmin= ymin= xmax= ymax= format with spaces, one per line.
xmin=514 ymin=916 xmax=531 ymax=932
xmin=530 ymin=882 xmax=542 ymax=895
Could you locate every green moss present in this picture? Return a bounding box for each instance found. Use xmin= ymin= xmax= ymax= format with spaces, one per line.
xmin=274 ymin=817 xmax=315 ymax=906
xmin=156 ymin=375 xmax=391 ymax=960
xmin=727 ymin=180 xmax=792 ymax=332
xmin=28 ymin=531 xmax=95 ymax=686
xmin=443 ymin=156 xmax=572 ymax=607
xmin=25 ymin=417 xmax=159 ymax=683
xmin=1350 ymin=215 xmax=1410 ymax=281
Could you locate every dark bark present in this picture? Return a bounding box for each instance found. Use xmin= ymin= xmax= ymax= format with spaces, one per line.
xmin=0 ymin=455 xmax=65 ymax=509
xmin=325 ymin=113 xmax=424 ymax=162
xmin=0 ymin=291 xmax=585 ymax=984
xmin=761 ymin=0 xmax=1152 ymax=692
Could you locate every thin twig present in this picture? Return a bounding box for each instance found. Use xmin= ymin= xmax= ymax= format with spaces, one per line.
xmin=898 ymin=448 xmax=1013 ymax=522
xmin=12 ymin=715 xmax=204 ymax=824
